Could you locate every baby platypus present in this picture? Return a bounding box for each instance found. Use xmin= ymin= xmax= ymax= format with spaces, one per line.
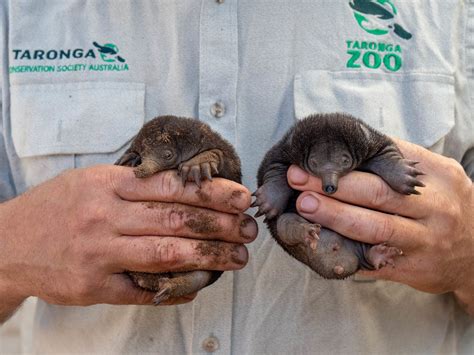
xmin=116 ymin=115 xmax=241 ymax=304
xmin=254 ymin=113 xmax=424 ymax=279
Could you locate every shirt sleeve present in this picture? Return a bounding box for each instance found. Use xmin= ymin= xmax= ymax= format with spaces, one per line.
xmin=0 ymin=92 xmax=16 ymax=202
xmin=463 ymin=1 xmax=474 ymax=180
xmin=0 ymin=0 xmax=16 ymax=202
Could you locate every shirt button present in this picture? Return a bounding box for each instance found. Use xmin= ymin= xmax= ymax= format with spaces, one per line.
xmin=210 ymin=102 xmax=225 ymax=118
xmin=202 ymin=336 xmax=220 ymax=353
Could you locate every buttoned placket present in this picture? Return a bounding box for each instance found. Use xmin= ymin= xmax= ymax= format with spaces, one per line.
xmin=198 ymin=0 xmax=238 ymax=146
xmin=193 ymin=0 xmax=239 ymax=354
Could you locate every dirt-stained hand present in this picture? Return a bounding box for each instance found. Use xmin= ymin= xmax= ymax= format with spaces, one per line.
xmin=0 ymin=165 xmax=256 ymax=319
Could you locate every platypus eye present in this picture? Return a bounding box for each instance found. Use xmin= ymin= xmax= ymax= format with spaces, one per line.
xmin=309 ymin=157 xmax=318 ymax=168
xmin=341 ymin=154 xmax=352 ymax=168
xmin=162 ymin=149 xmax=174 ymax=160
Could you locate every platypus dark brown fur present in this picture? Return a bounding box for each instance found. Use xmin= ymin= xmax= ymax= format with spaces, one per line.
xmin=254 ymin=113 xmax=424 ymax=279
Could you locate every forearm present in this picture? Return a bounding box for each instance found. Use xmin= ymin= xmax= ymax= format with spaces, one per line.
xmin=454 ymin=184 xmax=474 ymax=316
xmin=454 ymin=284 xmax=474 ymax=317
xmin=0 ymin=201 xmax=26 ymax=324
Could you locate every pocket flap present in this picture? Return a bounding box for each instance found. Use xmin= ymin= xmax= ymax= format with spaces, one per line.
xmin=10 ymin=82 xmax=145 ymax=158
xmin=294 ymin=71 xmax=455 ymax=148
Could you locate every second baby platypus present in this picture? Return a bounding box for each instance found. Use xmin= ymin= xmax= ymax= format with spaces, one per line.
xmin=254 ymin=113 xmax=424 ymax=279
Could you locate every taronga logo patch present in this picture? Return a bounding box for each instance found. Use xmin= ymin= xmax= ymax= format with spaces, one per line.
xmin=9 ymin=41 xmax=129 ymax=74
xmin=345 ymin=0 xmax=412 ymax=72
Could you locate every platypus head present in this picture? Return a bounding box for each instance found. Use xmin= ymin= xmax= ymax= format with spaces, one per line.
xmin=305 ymin=139 xmax=354 ymax=194
xmin=116 ymin=116 xmax=206 ymax=178
xmin=135 ymin=147 xmax=179 ymax=178
xmin=117 ymin=141 xmax=180 ymax=179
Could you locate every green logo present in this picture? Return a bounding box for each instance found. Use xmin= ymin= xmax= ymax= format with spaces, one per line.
xmin=345 ymin=0 xmax=412 ymax=72
xmin=9 ymin=41 xmax=129 ymax=75
xmin=349 ymin=0 xmax=412 ymax=40
xmin=93 ymin=42 xmax=126 ymax=63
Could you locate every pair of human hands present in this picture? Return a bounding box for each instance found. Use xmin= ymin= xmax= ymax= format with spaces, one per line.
xmin=0 ymin=138 xmax=472 ymax=318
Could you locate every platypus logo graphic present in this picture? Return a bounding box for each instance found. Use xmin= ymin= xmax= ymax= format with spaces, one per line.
xmin=349 ymin=0 xmax=412 ymax=40
xmin=93 ymin=42 xmax=126 ymax=63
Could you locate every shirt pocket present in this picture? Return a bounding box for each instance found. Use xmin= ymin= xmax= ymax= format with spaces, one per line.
xmin=10 ymin=81 xmax=145 ymax=187
xmin=294 ymin=70 xmax=455 ymax=150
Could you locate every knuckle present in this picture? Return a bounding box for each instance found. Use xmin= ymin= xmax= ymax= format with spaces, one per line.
xmin=157 ymin=171 xmax=182 ymax=198
xmin=439 ymin=203 xmax=462 ymax=232
xmin=165 ymin=206 xmax=184 ymax=233
xmin=81 ymin=166 xmax=110 ymax=186
xmin=74 ymin=200 xmax=108 ymax=230
xmin=372 ymin=218 xmax=395 ymax=244
xmin=370 ymin=179 xmax=391 ymax=208
xmin=444 ymin=158 xmax=466 ymax=182
xmin=326 ymin=205 xmax=346 ymax=229
xmin=145 ymin=241 xmax=178 ymax=269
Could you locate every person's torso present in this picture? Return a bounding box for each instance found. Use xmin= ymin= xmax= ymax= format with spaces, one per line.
xmin=1 ymin=0 xmax=472 ymax=353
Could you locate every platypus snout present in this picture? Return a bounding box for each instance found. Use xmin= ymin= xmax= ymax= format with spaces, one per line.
xmin=321 ymin=173 xmax=339 ymax=195
xmin=324 ymin=184 xmax=337 ymax=194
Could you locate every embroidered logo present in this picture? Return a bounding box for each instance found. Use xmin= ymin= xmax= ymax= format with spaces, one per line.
xmin=9 ymin=42 xmax=129 ymax=74
xmin=93 ymin=42 xmax=126 ymax=63
xmin=345 ymin=0 xmax=412 ymax=72
xmin=349 ymin=0 xmax=412 ymax=40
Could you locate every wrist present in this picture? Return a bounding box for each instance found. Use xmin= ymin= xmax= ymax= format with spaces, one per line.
xmin=454 ymin=282 xmax=474 ymax=316
xmin=0 ymin=274 xmax=27 ymax=323
xmin=0 ymin=201 xmax=29 ymax=310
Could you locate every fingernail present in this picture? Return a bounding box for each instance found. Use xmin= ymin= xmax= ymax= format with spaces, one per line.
xmin=232 ymin=245 xmax=248 ymax=265
xmin=300 ymin=195 xmax=319 ymax=213
xmin=229 ymin=189 xmax=250 ymax=212
xmin=289 ymin=166 xmax=309 ymax=185
xmin=240 ymin=215 xmax=258 ymax=241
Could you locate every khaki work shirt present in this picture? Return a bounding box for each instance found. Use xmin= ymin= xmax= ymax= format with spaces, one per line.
xmin=1 ymin=1 xmax=473 ymax=353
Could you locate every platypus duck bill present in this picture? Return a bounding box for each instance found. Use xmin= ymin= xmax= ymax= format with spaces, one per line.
xmin=134 ymin=158 xmax=162 ymax=178
xmin=321 ymin=173 xmax=339 ymax=194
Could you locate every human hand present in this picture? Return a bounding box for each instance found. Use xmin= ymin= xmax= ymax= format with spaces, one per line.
xmin=287 ymin=139 xmax=474 ymax=316
xmin=0 ymin=165 xmax=256 ymax=313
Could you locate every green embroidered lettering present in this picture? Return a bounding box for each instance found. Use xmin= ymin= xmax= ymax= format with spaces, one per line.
xmin=363 ymin=51 xmax=381 ymax=69
xmin=383 ymin=53 xmax=402 ymax=72
xmin=346 ymin=50 xmax=361 ymax=68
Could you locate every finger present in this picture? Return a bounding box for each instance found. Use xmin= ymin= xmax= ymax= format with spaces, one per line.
xmin=114 ymin=201 xmax=258 ymax=243
xmin=295 ymin=191 xmax=426 ymax=249
xmin=288 ymin=165 xmax=430 ymax=219
xmin=111 ymin=167 xmax=251 ymax=214
xmin=109 ymin=236 xmax=249 ymax=273
xmin=100 ymin=274 xmax=197 ymax=305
